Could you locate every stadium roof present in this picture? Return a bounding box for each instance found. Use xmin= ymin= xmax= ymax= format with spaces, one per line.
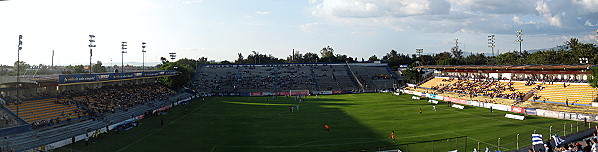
xmin=415 ymin=64 xmax=596 ymax=71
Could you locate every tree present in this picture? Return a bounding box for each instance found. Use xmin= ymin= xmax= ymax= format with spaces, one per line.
xmin=287 ymin=51 xmax=303 ymax=63
xmin=219 ymin=60 xmax=232 ymax=64
xmin=434 ymin=52 xmax=452 ymax=64
xmin=176 ymin=58 xmax=205 ymax=72
xmin=92 ymin=61 xmax=107 ymax=73
xmin=495 ymin=52 xmax=522 ymax=65
xmin=463 ymin=53 xmax=488 ymax=65
xmin=451 ymin=46 xmax=463 ymax=63
xmin=158 ymin=62 xmax=193 ymax=89
xmin=303 ymin=52 xmax=319 ymax=63
xmin=589 ymin=67 xmax=598 ymax=88
xmin=160 ymin=57 xmax=168 ymax=64
xmin=403 ymin=69 xmax=422 ymax=83
xmin=13 ymin=61 xmax=30 ymax=76
xmin=382 ymin=50 xmax=413 ymax=70
xmin=63 ymin=65 xmax=85 ymax=74
xmin=368 ymin=55 xmax=379 ymax=61
xmin=320 ymin=46 xmax=335 ymax=58
xmin=438 ymin=58 xmax=458 ymax=65
xmin=235 ymin=53 xmax=245 ymax=64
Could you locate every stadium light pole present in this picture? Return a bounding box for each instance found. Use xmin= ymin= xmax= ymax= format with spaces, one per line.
xmin=142 ymin=42 xmax=146 ymax=73
xmin=515 ymin=30 xmax=523 ymax=54
xmin=121 ymin=42 xmax=127 ymax=73
xmin=416 ymin=48 xmax=423 ymax=66
xmin=17 ymin=35 xmax=23 ymax=117
xmin=454 ymin=39 xmax=459 ymax=49
xmin=488 ymin=35 xmax=495 ymax=57
xmin=169 ymin=52 xmax=177 ymax=62
xmin=89 ymin=35 xmax=96 ymax=74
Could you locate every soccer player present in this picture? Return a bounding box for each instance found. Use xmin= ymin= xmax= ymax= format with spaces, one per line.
xmin=419 ymin=107 xmax=422 ymax=115
xmin=391 ymin=131 xmax=395 ymax=142
xmin=296 ymin=104 xmax=300 ymax=111
xmin=433 ymin=105 xmax=436 ymax=111
xmin=324 ymin=124 xmax=330 ymax=132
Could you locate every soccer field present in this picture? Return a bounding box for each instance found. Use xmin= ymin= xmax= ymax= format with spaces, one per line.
xmin=54 ymin=93 xmax=587 ymax=152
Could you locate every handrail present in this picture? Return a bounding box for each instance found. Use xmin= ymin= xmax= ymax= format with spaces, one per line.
xmin=345 ymin=62 xmax=364 ymax=90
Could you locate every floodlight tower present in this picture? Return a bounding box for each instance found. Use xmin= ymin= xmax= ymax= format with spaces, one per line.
xmin=142 ymin=42 xmax=147 ymax=72
xmin=169 ymin=52 xmax=177 ymax=62
xmin=121 ymin=42 xmax=128 ymax=73
xmin=89 ymin=35 xmax=96 ymax=74
xmin=454 ymin=39 xmax=459 ymax=49
xmin=516 ymin=30 xmax=523 ymax=53
xmin=415 ymin=48 xmax=423 ymax=66
xmin=16 ymin=35 xmax=23 ymax=117
xmin=17 ymin=35 xmax=22 ymax=84
xmin=488 ymin=35 xmax=495 ymax=57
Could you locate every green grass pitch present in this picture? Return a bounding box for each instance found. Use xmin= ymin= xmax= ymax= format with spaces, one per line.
xmin=54 ymin=93 xmax=588 ymax=152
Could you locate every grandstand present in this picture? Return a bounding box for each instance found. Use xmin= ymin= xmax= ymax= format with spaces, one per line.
xmin=193 ymin=62 xmax=398 ymax=93
xmin=0 ymin=70 xmax=185 ymax=151
xmin=412 ymin=64 xmax=598 ymax=114
xmin=5 ymin=98 xmax=81 ymax=123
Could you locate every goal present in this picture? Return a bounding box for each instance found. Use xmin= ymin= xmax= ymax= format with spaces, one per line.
xmin=289 ymin=90 xmax=310 ymax=96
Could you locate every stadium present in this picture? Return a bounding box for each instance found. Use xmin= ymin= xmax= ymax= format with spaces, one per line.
xmin=0 ymin=60 xmax=595 ymax=152
xmin=3 ymin=1 xmax=598 ymax=152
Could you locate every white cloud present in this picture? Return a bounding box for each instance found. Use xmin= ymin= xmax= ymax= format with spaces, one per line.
xmin=579 ymin=33 xmax=598 ymax=42
xmin=513 ymin=15 xmax=524 ymax=24
xmin=311 ymin=0 xmax=451 ymax=18
xmin=256 ymin=11 xmax=272 ymax=15
xmin=535 ymin=0 xmax=561 ymax=27
xmin=309 ymin=0 xmax=598 ymax=35
xmin=299 ymin=23 xmax=322 ymax=32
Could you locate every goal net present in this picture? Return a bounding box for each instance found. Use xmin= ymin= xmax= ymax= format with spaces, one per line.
xmin=289 ymin=90 xmax=310 ymax=96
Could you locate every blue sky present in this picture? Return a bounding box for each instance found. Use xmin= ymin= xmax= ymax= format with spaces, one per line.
xmin=0 ymin=0 xmax=597 ymax=66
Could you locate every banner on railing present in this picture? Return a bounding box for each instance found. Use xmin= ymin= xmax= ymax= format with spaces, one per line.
xmin=544 ymin=110 xmax=560 ymax=118
xmin=525 ymin=108 xmax=537 ymax=115
xmin=536 ymin=109 xmax=546 ymax=116
xmin=511 ymin=106 xmax=525 ymax=113
xmin=435 ymin=95 xmax=444 ymax=100
xmin=59 ymin=70 xmax=177 ymax=84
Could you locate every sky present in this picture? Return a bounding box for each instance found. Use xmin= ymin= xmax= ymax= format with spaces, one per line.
xmin=0 ymin=0 xmax=597 ymax=66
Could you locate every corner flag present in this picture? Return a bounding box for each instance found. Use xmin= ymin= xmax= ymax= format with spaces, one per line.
xmin=532 ymin=134 xmax=543 ymax=145
xmin=552 ymin=134 xmax=565 ymax=146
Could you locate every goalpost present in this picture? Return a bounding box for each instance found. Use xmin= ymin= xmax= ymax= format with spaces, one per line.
xmin=289 ymin=90 xmax=310 ymax=96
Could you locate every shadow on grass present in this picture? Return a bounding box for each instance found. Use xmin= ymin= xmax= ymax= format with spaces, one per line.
xmin=55 ymin=95 xmax=392 ymax=152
